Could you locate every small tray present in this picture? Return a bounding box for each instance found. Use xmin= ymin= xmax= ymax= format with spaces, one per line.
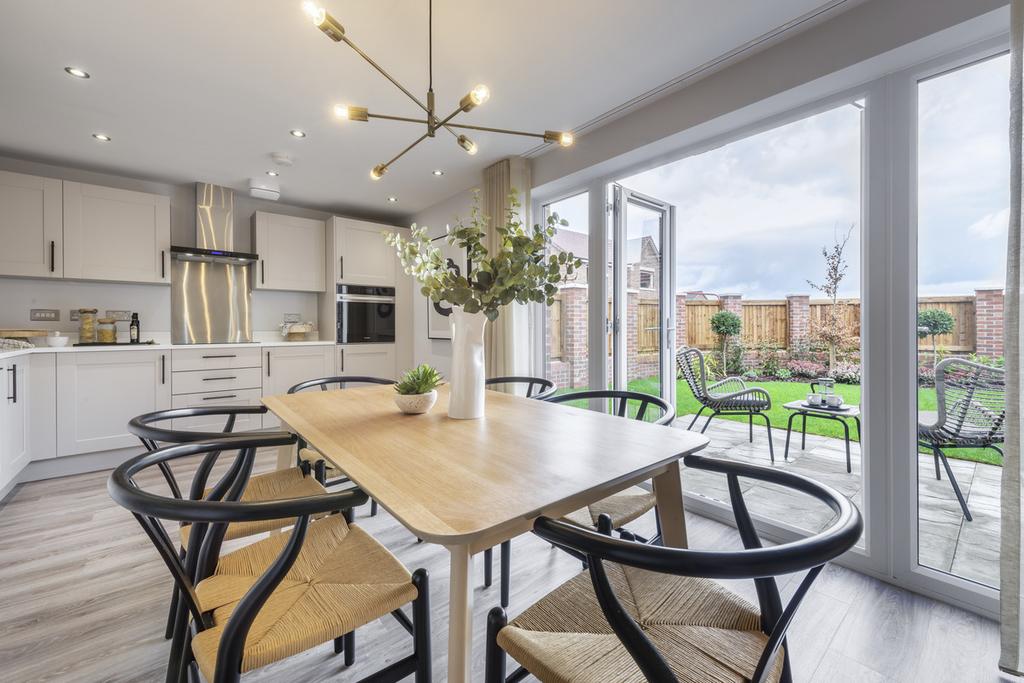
xmin=800 ymin=402 xmax=850 ymax=412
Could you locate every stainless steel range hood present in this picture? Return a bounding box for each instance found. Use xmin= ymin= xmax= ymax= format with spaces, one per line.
xmin=170 ymin=183 xmax=257 ymax=344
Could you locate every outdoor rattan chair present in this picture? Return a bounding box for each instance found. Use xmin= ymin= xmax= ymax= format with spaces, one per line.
xmin=676 ymin=346 xmax=776 ymax=462
xmin=484 ymin=454 xmax=863 ymax=683
xmin=485 ymin=375 xmax=558 ymax=400
xmin=128 ymin=406 xmax=330 ymax=643
xmin=108 ymin=433 xmax=431 ymax=683
xmin=288 ymin=376 xmax=396 ymax=515
xmin=917 ymin=357 xmax=1006 ymax=521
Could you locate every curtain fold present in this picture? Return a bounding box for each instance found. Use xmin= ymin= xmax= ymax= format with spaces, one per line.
xmin=481 ymin=157 xmax=532 ymax=383
xmin=1001 ymin=0 xmax=1024 ymax=675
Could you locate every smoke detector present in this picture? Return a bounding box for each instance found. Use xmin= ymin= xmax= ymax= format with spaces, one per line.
xmin=249 ymin=176 xmax=280 ymax=201
xmin=270 ymin=152 xmax=293 ymax=167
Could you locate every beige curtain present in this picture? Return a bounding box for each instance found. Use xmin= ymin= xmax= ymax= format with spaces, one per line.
xmin=481 ymin=157 xmax=532 ymax=384
xmin=1001 ymin=1 xmax=1024 ymax=675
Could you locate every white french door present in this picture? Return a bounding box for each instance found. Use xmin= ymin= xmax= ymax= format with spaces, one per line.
xmin=610 ymin=184 xmax=676 ymax=409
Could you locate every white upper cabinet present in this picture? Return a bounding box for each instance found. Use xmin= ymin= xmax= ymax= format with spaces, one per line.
xmin=63 ymin=181 xmax=171 ymax=284
xmin=0 ymin=170 xmax=63 ymax=278
xmin=253 ymin=212 xmax=326 ymax=292
xmin=333 ymin=217 xmax=397 ymax=287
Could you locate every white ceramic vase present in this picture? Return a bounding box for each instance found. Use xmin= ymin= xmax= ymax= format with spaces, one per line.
xmin=394 ymin=390 xmax=438 ymax=415
xmin=448 ymin=306 xmax=488 ymax=419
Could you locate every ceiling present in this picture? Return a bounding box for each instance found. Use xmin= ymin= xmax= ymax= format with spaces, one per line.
xmin=0 ymin=1 xmax=854 ymax=219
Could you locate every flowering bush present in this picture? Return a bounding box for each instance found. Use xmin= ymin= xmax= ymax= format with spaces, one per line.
xmin=787 ymin=359 xmax=827 ymax=379
xmin=829 ymin=362 xmax=861 ymax=385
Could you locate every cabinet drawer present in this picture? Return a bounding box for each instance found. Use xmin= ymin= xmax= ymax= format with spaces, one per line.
xmin=171 ymin=388 xmax=264 ymax=432
xmin=171 ymin=347 xmax=262 ymax=372
xmin=172 ymin=366 xmax=262 ymax=396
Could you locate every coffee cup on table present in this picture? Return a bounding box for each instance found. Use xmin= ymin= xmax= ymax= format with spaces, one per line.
xmin=825 ymin=394 xmax=844 ymax=408
xmin=807 ymin=393 xmax=823 ymax=406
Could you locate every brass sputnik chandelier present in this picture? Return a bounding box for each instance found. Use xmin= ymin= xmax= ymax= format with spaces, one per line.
xmin=301 ymin=0 xmax=575 ymax=180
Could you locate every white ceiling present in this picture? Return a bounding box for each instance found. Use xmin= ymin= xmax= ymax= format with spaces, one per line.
xmin=0 ymin=0 xmax=853 ymax=219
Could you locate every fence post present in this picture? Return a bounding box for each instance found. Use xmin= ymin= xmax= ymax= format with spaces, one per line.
xmin=974 ymin=288 xmax=1004 ymax=358
xmin=720 ymin=293 xmax=742 ymax=316
xmin=787 ymin=294 xmax=810 ymax=347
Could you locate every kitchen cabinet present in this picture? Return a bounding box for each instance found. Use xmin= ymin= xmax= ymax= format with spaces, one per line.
xmin=56 ymin=350 xmax=171 ymax=456
xmin=262 ymin=345 xmax=334 ymax=429
xmin=63 ymin=182 xmax=171 ymax=284
xmin=337 ymin=343 xmax=396 ymax=380
xmin=332 ymin=217 xmax=397 ymax=287
xmin=28 ymin=353 xmax=56 ymax=461
xmin=253 ymin=212 xmax=326 ymax=292
xmin=0 ymin=358 xmax=30 ymax=490
xmin=0 ymin=170 xmax=63 ymax=278
xmin=171 ymin=388 xmax=264 ymax=433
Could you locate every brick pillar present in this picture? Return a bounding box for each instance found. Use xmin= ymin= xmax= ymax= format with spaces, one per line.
xmin=787 ymin=294 xmax=810 ymax=347
xmin=559 ymin=286 xmax=589 ymax=388
xmin=720 ymin=294 xmax=742 ymax=316
xmin=975 ymin=288 xmax=1004 ymax=358
xmin=675 ymin=294 xmax=687 ymax=351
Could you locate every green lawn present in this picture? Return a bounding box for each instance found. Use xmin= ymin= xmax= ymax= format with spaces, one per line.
xmin=584 ymin=377 xmax=1000 ymax=466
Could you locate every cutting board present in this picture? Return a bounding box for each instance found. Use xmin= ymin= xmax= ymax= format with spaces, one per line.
xmin=0 ymin=329 xmax=50 ymax=339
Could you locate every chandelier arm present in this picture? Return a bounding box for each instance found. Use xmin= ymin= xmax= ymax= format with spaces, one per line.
xmin=445 ymin=121 xmax=548 ymax=140
xmin=382 ymin=132 xmax=431 ymax=169
xmin=367 ymin=113 xmax=431 ymax=125
xmin=339 ymin=34 xmax=430 ymax=114
xmin=434 ymin=105 xmax=469 ymax=130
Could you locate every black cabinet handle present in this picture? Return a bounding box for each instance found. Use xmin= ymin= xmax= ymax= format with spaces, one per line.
xmin=50 ymin=241 xmax=55 ymax=273
xmin=261 ymin=260 xmax=265 ymax=285
xmin=161 ymin=250 xmax=166 ymax=279
xmin=202 ymin=376 xmax=237 ymax=382
xmin=266 ymin=351 xmax=271 ymax=377
xmin=340 ymin=349 xmax=344 ymax=372
xmin=7 ymin=365 xmax=15 ymax=402
xmin=201 ymin=354 xmax=237 ymax=359
xmin=202 ymin=394 xmax=238 ymax=401
xmin=161 ymin=354 xmax=166 ymax=384
xmin=339 ymin=256 xmax=344 ymax=279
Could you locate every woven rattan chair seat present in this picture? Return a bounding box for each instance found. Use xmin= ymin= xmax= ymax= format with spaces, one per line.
xmin=562 ymin=486 xmax=656 ymax=530
xmin=498 ymin=563 xmax=783 ymax=683
xmin=191 ymin=515 xmax=416 ymax=680
xmin=179 ymin=467 xmax=327 ymax=545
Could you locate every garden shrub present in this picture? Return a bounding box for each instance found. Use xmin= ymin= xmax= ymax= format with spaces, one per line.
xmin=742 ymin=369 xmax=758 ymax=380
xmin=829 ymin=362 xmax=861 ymax=385
xmin=787 ymin=359 xmax=827 ymax=378
xmin=776 ymin=368 xmax=793 ymax=380
xmin=756 ymin=340 xmax=783 ymax=377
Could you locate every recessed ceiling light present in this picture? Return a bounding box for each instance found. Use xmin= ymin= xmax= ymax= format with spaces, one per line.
xmin=289 ymin=129 xmax=307 ymax=138
xmin=92 ymin=133 xmax=111 ymax=142
xmin=432 ymin=169 xmax=444 ymax=176
xmin=386 ymin=196 xmax=398 ymax=203
xmin=64 ymin=66 xmax=90 ymax=79
xmin=266 ymin=170 xmax=279 ymax=176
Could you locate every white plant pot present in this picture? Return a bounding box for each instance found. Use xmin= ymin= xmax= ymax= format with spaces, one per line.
xmin=394 ymin=390 xmax=438 ymax=415
xmin=448 ymin=306 xmax=488 ymax=419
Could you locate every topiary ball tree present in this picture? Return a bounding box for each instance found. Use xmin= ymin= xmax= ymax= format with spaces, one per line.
xmin=917 ymin=309 xmax=955 ymax=368
xmin=710 ymin=310 xmax=742 ymax=374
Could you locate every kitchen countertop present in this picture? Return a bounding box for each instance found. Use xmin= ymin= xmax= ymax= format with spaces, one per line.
xmin=0 ymin=339 xmax=338 ymax=362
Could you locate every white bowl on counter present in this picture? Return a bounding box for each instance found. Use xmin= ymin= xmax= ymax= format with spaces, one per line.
xmin=46 ymin=335 xmax=70 ymax=347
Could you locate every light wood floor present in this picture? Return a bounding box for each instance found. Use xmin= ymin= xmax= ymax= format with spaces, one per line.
xmin=0 ymin=450 xmax=1009 ymax=682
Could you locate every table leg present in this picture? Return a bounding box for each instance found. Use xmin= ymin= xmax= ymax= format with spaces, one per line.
xmin=275 ymin=418 xmax=294 ymax=470
xmin=653 ymin=460 xmax=687 ymax=548
xmin=801 ymin=413 xmax=807 ymax=450
xmin=447 ymin=545 xmax=475 ymax=683
xmin=784 ymin=412 xmax=798 ymax=461
xmin=841 ymin=419 xmax=852 ymax=474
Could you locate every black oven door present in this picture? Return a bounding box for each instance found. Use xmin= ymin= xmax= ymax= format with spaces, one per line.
xmin=337 ymin=286 xmax=396 ymax=344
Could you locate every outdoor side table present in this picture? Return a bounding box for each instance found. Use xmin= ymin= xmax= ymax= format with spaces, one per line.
xmin=782 ymin=400 xmax=861 ymax=473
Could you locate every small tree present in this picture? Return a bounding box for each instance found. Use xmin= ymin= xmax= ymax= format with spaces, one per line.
xmin=807 ymin=225 xmax=855 ymax=372
xmin=917 ymin=309 xmax=955 ymax=368
xmin=710 ymin=310 xmax=742 ymax=376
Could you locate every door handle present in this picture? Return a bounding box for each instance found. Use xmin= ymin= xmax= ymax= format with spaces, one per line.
xmin=202 ymin=376 xmax=237 ymax=382
xmin=339 ymin=256 xmax=344 ymax=280
xmin=161 ymin=354 xmax=166 ymax=384
xmin=261 ymin=260 xmax=266 ymax=285
xmin=201 ymin=354 xmax=237 ymax=359
xmin=7 ymin=365 xmax=15 ymax=402
xmin=161 ymin=250 xmax=166 ymax=279
xmin=50 ymin=240 xmax=55 ymax=273
xmin=202 ymin=394 xmax=238 ymax=401
xmin=340 ymin=348 xmax=344 ymax=372
xmin=267 ymin=351 xmax=271 ymax=377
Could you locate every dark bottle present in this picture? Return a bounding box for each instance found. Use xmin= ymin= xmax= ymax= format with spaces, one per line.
xmin=129 ymin=312 xmax=140 ymax=344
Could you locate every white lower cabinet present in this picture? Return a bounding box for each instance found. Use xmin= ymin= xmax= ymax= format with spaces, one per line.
xmin=262 ymin=345 xmax=334 ymax=429
xmin=1 ymin=358 xmax=30 ymax=490
xmin=28 ymin=354 xmax=56 ymax=461
xmin=337 ymin=344 xmax=397 ymax=380
xmin=56 ymin=351 xmax=171 ymax=456
xmin=171 ymin=388 xmax=264 ymax=433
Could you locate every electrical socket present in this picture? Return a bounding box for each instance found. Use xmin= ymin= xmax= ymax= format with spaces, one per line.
xmin=106 ymin=310 xmax=133 ymax=322
xmin=30 ymin=309 xmax=60 ymax=322
xmin=283 ymin=313 xmax=301 ymax=323
xmin=69 ymin=309 xmax=80 ymax=321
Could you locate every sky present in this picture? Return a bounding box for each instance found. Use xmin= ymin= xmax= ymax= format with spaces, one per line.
xmin=547 ymin=53 xmax=1010 ymax=300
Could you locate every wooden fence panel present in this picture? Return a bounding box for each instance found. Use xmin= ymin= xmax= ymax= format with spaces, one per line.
xmin=549 ymin=298 xmax=562 ymax=359
xmin=809 ymin=299 xmax=862 ymax=345
xmin=741 ymin=300 xmax=788 ymax=347
xmin=637 ymin=303 xmax=660 ymax=352
xmin=918 ymin=296 xmax=975 ymax=351
xmin=686 ymin=301 xmax=721 ymax=349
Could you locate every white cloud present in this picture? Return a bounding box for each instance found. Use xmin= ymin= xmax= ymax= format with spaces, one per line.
xmin=967 ymin=207 xmax=1009 ymax=240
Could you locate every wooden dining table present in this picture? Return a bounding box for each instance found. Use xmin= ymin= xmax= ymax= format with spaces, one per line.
xmin=263 ymin=384 xmax=709 ymax=683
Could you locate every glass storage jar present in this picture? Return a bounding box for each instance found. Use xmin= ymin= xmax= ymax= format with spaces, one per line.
xmin=78 ymin=309 xmax=98 ymax=343
xmin=97 ymin=317 xmax=117 ymax=344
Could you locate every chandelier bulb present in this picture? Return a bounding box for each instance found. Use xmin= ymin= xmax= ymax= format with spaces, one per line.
xmin=370 ymin=164 xmax=387 ymax=180
xmin=302 ymin=1 xmax=345 ymax=40
xmin=457 ymin=135 xmax=478 ymax=156
xmin=544 ymin=130 xmax=575 ymax=148
xmin=302 ymin=1 xmax=325 ymax=24
xmin=335 ymin=105 xmax=368 ymax=122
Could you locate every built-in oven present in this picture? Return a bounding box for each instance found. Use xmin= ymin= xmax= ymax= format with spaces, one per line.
xmin=336 ymin=284 xmax=396 ymax=344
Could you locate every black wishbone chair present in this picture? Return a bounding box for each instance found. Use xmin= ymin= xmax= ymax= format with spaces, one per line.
xmin=484 ymin=454 xmax=863 ymax=683
xmin=479 ymin=375 xmax=559 ymax=609
xmin=287 ymin=375 xmax=396 ymax=516
xmin=128 ymin=406 xmax=331 ymax=643
xmin=108 ymin=434 xmax=432 ymax=683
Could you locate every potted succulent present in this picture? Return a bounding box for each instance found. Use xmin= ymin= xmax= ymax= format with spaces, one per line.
xmin=393 ymin=364 xmax=444 ymax=415
xmin=386 ymin=191 xmax=582 ymax=419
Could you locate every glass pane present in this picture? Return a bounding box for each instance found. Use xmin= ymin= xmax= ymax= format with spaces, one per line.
xmin=624 ymin=200 xmax=664 ymax=400
xmin=916 ymin=54 xmax=1009 ymax=588
xmin=619 ymin=101 xmax=864 ymax=540
xmin=544 ymin=193 xmax=590 ymax=401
